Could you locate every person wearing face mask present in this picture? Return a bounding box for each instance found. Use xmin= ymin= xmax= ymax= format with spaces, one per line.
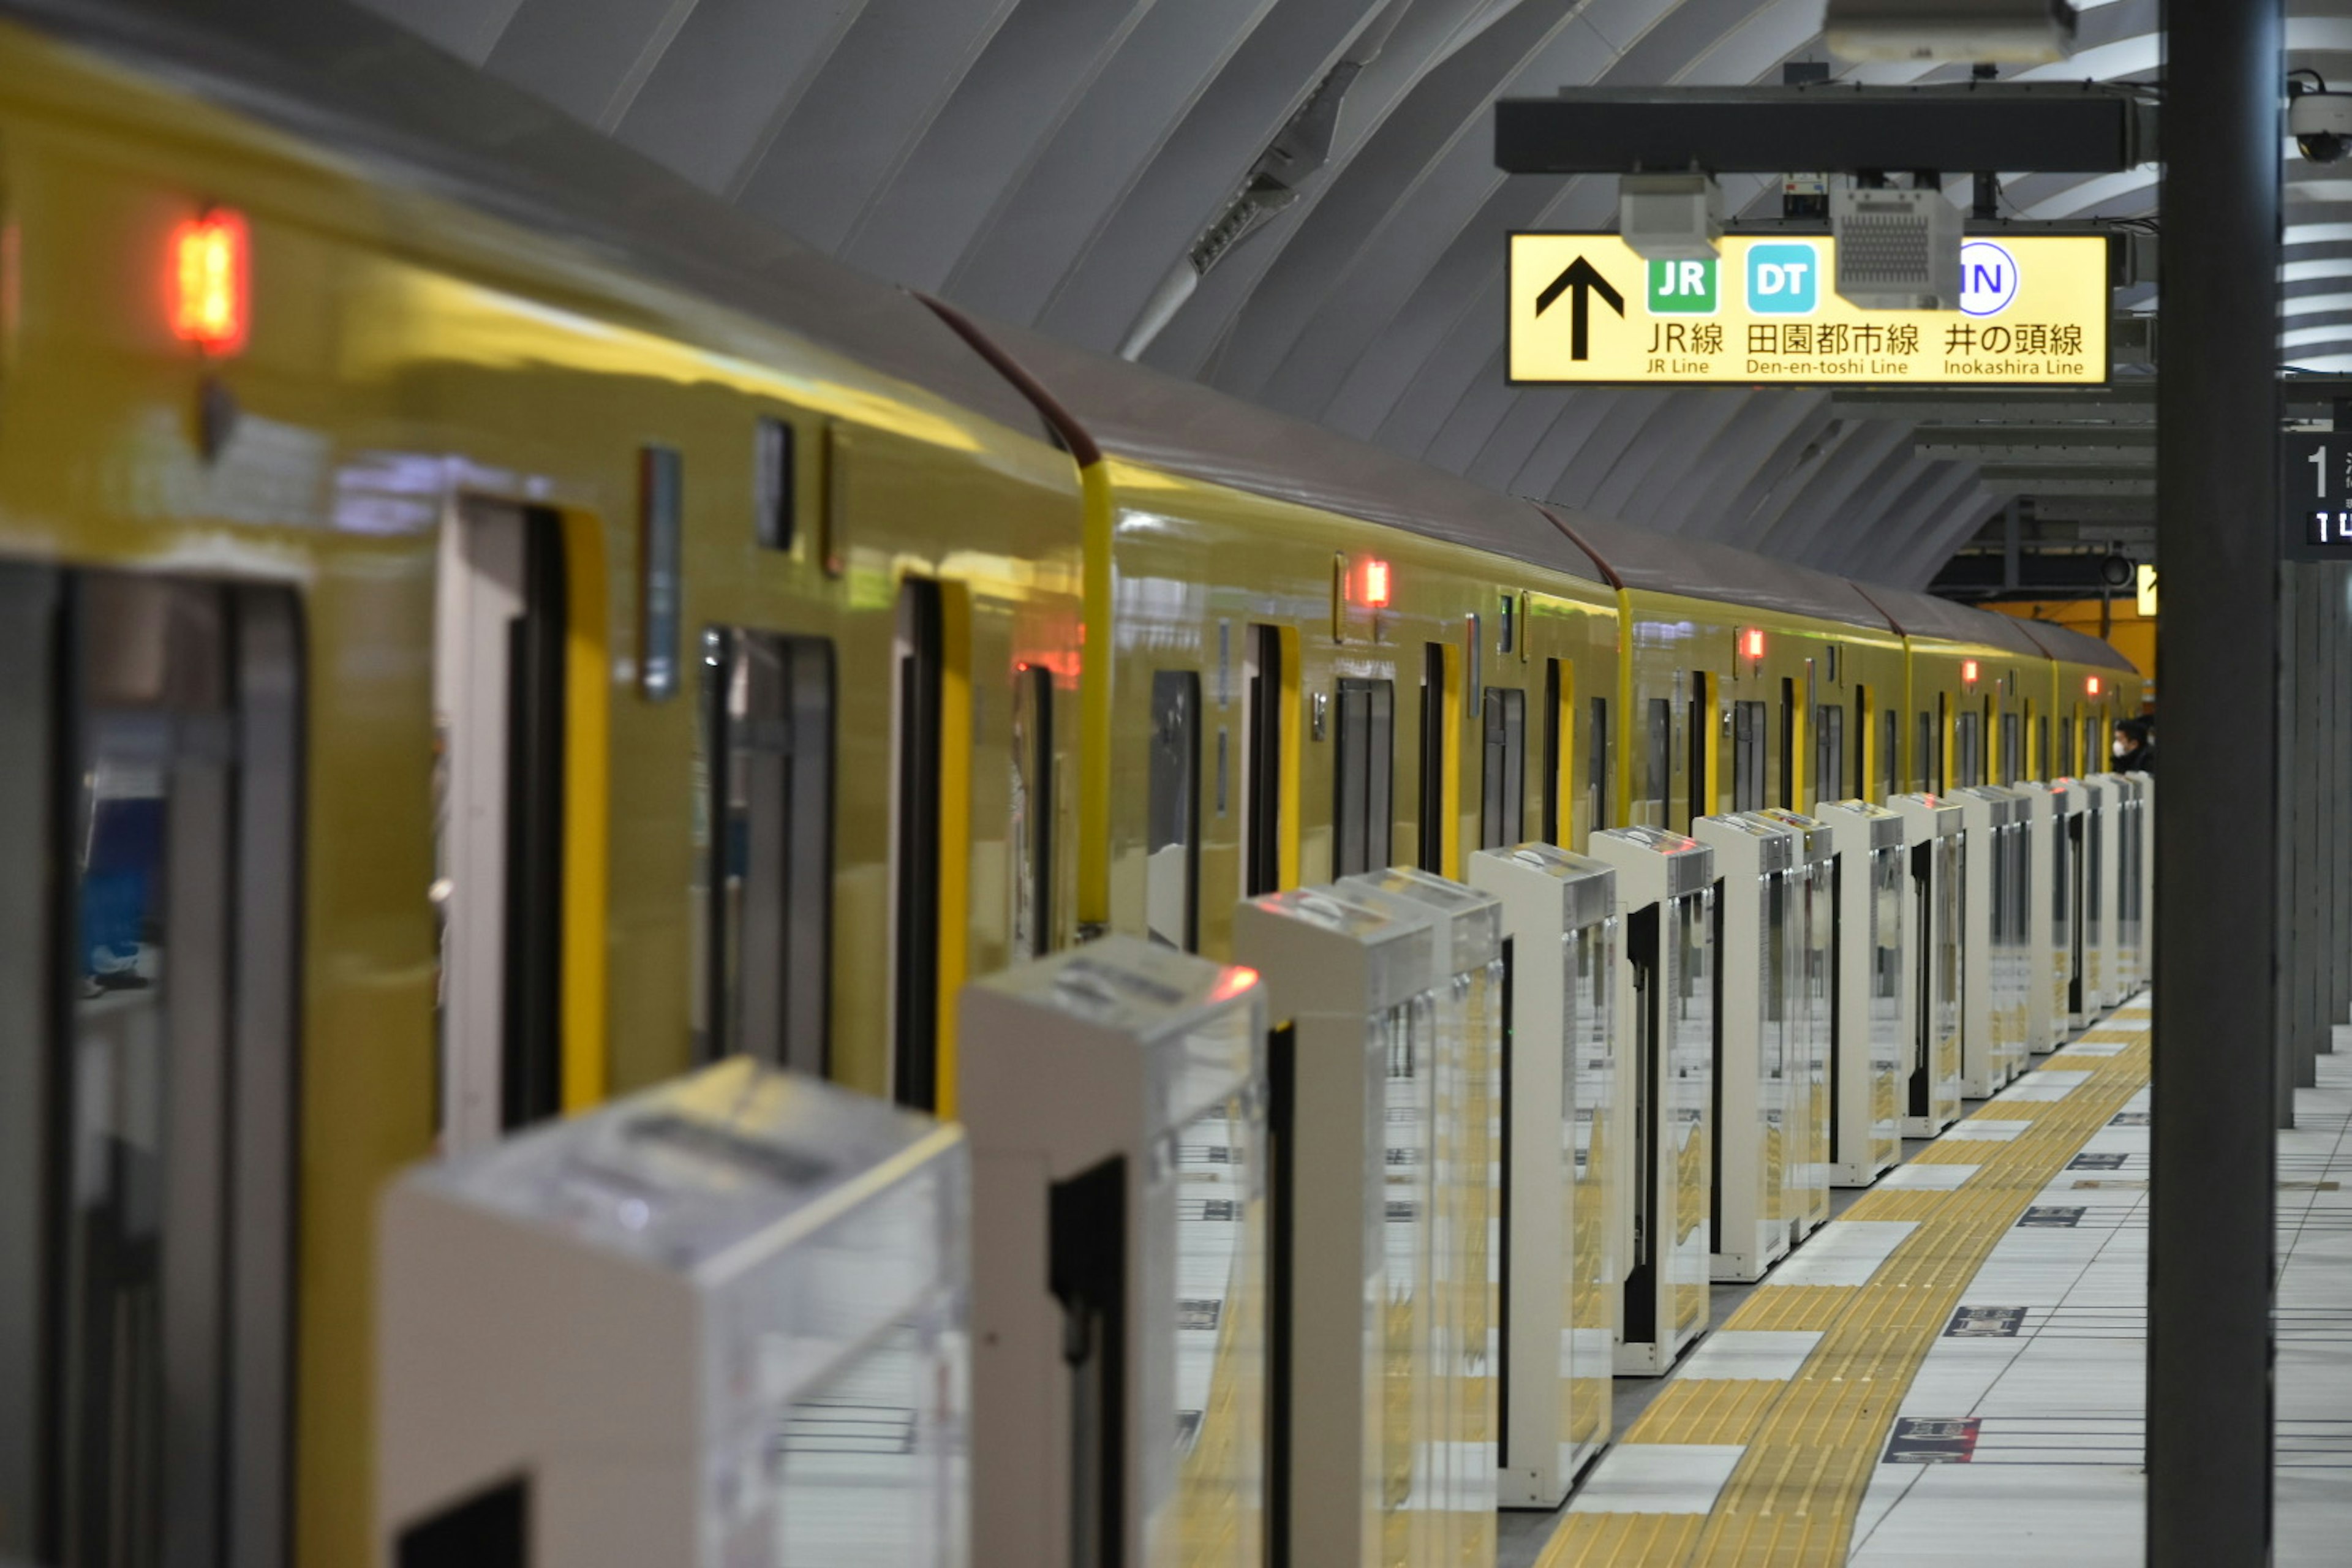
xmin=2113 ymin=716 xmax=2154 ymax=774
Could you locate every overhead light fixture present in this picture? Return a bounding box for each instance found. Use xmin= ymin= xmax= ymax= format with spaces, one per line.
xmin=1618 ymin=171 xmax=1722 ymax=260
xmin=1830 ymin=176 xmax=1961 ymax=309
xmin=1824 ymin=0 xmax=2078 ymax=64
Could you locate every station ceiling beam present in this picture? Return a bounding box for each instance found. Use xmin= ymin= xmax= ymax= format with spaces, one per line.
xmin=1829 ymin=391 xmax=2158 ymax=425
xmin=1493 ymin=85 xmax=2152 ymax=176
xmin=1975 ymin=470 xmax=2154 ymax=496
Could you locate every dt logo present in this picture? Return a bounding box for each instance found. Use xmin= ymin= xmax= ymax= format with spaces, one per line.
xmin=1746 ymin=242 xmax=1819 ymax=314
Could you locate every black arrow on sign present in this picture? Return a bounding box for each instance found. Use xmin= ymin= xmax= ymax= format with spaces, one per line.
xmin=1534 ymin=256 xmax=1624 ymax=361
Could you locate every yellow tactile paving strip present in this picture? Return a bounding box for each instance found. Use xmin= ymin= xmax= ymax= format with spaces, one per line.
xmin=1538 ymin=1014 xmax=2154 ymax=1568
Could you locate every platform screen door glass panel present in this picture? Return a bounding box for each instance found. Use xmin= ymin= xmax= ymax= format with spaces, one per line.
xmin=774 ymin=1320 xmax=960 ymax=1568
xmin=1147 ymin=671 xmax=1202 ymax=950
xmin=1667 ymin=892 xmax=1714 ymax=1335
xmin=1869 ymin=846 xmax=1905 ymax=1145
xmin=697 ymin=628 xmax=834 ymax=1072
xmin=0 ymin=570 xmax=299 ymax=1568
xmin=1155 ymin=1013 xmax=1270 ymax=1568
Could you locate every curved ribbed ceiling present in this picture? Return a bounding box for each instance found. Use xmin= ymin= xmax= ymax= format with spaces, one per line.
xmin=356 ymin=0 xmax=2350 ymax=587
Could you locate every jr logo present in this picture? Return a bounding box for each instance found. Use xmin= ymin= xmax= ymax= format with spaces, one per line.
xmin=1959 ymin=240 xmax=2020 ymax=317
xmin=1647 ymin=257 xmax=1717 ymax=314
xmin=1746 ymin=243 xmax=1819 ymax=314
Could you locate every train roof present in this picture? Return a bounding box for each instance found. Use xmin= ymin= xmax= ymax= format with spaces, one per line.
xmin=7 ymin=0 xmax=1056 ymax=444
xmin=2008 ymin=615 xmax=2139 ymax=673
xmin=925 ymin=304 xmax=1605 ymax=584
xmin=1537 ymin=506 xmax=1898 ymax=632
xmin=1853 ymin=582 xmax=2052 ymax=658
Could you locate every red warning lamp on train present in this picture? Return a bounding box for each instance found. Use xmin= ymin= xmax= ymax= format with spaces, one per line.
xmin=170 ymin=208 xmax=249 ymax=355
xmin=2087 ymin=676 xmax=2103 ymax=696
xmin=1962 ymin=659 xmax=1980 ymax=685
xmin=1360 ymin=557 xmax=1393 ymax=608
xmin=1743 ymin=627 xmax=1766 ymax=662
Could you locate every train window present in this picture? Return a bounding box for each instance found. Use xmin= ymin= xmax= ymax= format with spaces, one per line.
xmin=1686 ymin=673 xmax=1710 ymax=830
xmin=1732 ymin=700 xmax=1768 ymax=812
xmin=696 ymin=628 xmax=835 ymax=1071
xmin=2001 ymin=709 xmax=2022 ymax=786
xmin=1588 ymin=696 xmax=1610 ymax=840
xmin=1011 ymin=663 xmax=1054 ymax=956
xmin=434 ymin=500 xmax=568 ymax=1144
xmin=1333 ymin=679 xmax=1395 ymax=876
xmin=1936 ymin=694 xmax=1950 ymax=791
xmin=1147 ymin=670 xmax=1202 ymax=951
xmin=1 ymin=568 xmax=300 ymax=1568
xmin=1883 ymin=708 xmax=1899 ymax=801
xmin=2058 ymin=711 xmax=2076 ymax=777
xmin=1645 ymin=698 xmax=1672 ymax=827
xmin=1814 ymin=702 xmax=1846 ymax=805
xmin=754 ymin=415 xmax=796 ymax=552
xmin=1417 ymin=644 xmax=1449 ymax=874
xmin=2083 ymin=715 xmax=2100 ymax=773
xmin=1955 ymin=709 xmax=1983 ymax=788
xmin=892 ymin=578 xmax=946 ymax=1109
xmin=1482 ymin=687 xmax=1526 ymax=850
xmin=1541 ymin=660 xmax=1564 ymax=845
xmin=2034 ymin=708 xmax=2049 ymax=780
xmin=1243 ymin=627 xmax=1284 ymax=897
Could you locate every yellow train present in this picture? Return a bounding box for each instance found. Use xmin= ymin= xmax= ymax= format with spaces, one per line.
xmin=0 ymin=3 xmax=2144 ymax=1564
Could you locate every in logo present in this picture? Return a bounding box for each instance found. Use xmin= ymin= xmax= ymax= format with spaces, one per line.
xmin=1746 ymin=242 xmax=1819 ymax=314
xmin=1959 ymin=240 xmax=2020 ymax=317
xmin=1647 ymin=257 xmax=1717 ymax=314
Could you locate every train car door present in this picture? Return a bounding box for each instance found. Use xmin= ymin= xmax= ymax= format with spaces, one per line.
xmin=892 ymin=579 xmax=946 ymax=1108
xmin=1146 ymin=669 xmax=1202 ymax=950
xmin=0 ymin=568 xmax=300 ymax=1568
xmin=1333 ymin=678 xmax=1395 ymax=876
xmin=434 ymin=499 xmax=567 ymax=1150
xmin=1242 ymin=628 xmax=1284 ymax=897
xmin=1732 ymin=700 xmax=1767 ymax=812
xmin=697 ymin=628 xmax=835 ymax=1072
xmin=1482 ymin=685 xmax=1526 ymax=850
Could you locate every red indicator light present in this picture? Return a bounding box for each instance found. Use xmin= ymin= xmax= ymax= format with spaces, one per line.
xmin=1361 ymin=559 xmax=1392 ymax=608
xmin=1210 ymin=965 xmax=1260 ymax=1003
xmin=1743 ymin=627 xmax=1766 ymax=661
xmin=170 ymin=209 xmax=249 ymax=355
xmin=2087 ymin=676 xmax=2102 ymax=696
xmin=1962 ymin=659 xmax=1979 ymax=684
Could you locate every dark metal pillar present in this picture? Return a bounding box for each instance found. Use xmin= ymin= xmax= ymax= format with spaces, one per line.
xmin=2149 ymin=0 xmax=2281 ymax=1561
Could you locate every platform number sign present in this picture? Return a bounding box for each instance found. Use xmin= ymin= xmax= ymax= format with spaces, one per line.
xmin=2283 ymin=431 xmax=2352 ymax=560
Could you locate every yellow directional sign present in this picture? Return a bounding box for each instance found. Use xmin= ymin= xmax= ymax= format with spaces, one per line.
xmin=1507 ymin=233 xmax=2109 ymax=386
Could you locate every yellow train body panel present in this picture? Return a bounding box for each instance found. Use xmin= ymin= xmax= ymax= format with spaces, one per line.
xmin=0 ymin=21 xmax=1083 ymax=1563
xmin=1091 ymin=457 xmax=1619 ymax=960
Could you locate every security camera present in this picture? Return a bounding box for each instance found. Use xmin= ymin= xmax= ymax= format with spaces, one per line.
xmin=2291 ymin=83 xmax=2352 ymax=164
